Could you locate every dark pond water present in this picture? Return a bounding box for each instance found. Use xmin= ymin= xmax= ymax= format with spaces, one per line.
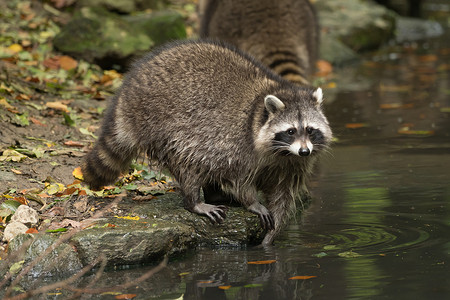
xmin=15 ymin=3 xmax=450 ymax=299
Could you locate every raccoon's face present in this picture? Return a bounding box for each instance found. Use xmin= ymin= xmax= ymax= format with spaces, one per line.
xmin=256 ymin=88 xmax=332 ymax=157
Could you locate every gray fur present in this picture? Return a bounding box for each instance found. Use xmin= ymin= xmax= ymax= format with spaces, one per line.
xmin=81 ymin=40 xmax=332 ymax=245
xmin=200 ymin=0 xmax=319 ymax=85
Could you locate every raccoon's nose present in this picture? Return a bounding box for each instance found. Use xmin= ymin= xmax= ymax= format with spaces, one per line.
xmin=299 ymin=148 xmax=310 ymax=156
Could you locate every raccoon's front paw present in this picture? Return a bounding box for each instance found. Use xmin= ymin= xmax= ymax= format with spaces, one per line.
xmin=191 ymin=203 xmax=228 ymax=224
xmin=247 ymin=202 xmax=275 ymax=230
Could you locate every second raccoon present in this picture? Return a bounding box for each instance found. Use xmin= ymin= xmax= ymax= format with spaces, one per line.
xmin=200 ymin=0 xmax=319 ymax=85
xmin=81 ymin=40 xmax=332 ymax=245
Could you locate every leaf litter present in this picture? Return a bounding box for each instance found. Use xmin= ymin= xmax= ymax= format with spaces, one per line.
xmin=0 ymin=0 xmax=176 ymax=257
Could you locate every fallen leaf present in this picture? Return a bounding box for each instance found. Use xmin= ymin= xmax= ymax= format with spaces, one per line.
xmin=15 ymin=94 xmax=30 ymax=101
xmin=0 ymin=98 xmax=16 ymax=110
xmin=8 ymin=44 xmax=23 ymax=54
xmin=115 ymin=294 xmax=137 ymax=300
xmin=345 ymin=123 xmax=369 ymax=129
xmin=45 ymin=101 xmax=69 ymax=112
xmin=47 ymin=206 xmax=65 ymax=216
xmin=418 ymin=54 xmax=438 ymax=62
xmin=59 ymin=55 xmax=78 ymax=70
xmin=114 ymin=215 xmax=140 ymax=221
xmin=0 ymin=149 xmax=28 ymax=162
xmin=26 ymin=228 xmax=39 ymax=234
xmin=13 ymin=196 xmax=28 ymax=205
xmin=289 ymin=276 xmax=317 ymax=280
xmin=218 ymin=286 xmax=232 ymax=290
xmin=47 ymin=219 xmax=81 ymax=230
xmin=64 ymin=140 xmax=84 ymax=147
xmin=72 ymin=167 xmax=84 ymax=180
xmin=43 ymin=56 xmax=60 ymax=69
xmin=379 ymin=83 xmax=411 ymax=92
xmin=316 ymin=60 xmax=333 ymax=76
xmin=10 ymin=168 xmax=23 ymax=175
xmin=247 ymin=260 xmax=276 ymax=265
xmin=398 ymin=129 xmax=434 ymax=136
xmin=338 ymin=251 xmax=362 ymax=258
xmin=379 ymin=103 xmax=414 ymax=109
xmin=30 ymin=117 xmax=45 ymax=126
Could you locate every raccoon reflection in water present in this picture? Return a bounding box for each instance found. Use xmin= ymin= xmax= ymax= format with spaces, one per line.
xmin=81 ymin=40 xmax=332 ymax=245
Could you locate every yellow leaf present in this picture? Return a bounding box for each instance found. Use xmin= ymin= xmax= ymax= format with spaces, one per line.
xmin=289 ymin=275 xmax=317 ymax=280
xmin=114 ymin=215 xmax=140 ymax=221
xmin=0 ymin=98 xmax=15 ymax=110
xmin=72 ymin=167 xmax=84 ymax=180
xmin=218 ymin=285 xmax=232 ymax=290
xmin=8 ymin=44 xmax=23 ymax=53
xmin=46 ymin=101 xmax=69 ymax=112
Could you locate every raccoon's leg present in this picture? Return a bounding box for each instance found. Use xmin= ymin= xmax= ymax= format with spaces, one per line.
xmin=261 ymin=192 xmax=297 ymax=246
xmin=237 ymin=187 xmax=275 ymax=231
xmin=180 ymin=178 xmax=228 ymax=224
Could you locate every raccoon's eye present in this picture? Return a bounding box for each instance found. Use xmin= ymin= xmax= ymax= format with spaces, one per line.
xmin=287 ymin=128 xmax=296 ymax=135
xmin=306 ymin=127 xmax=314 ymax=135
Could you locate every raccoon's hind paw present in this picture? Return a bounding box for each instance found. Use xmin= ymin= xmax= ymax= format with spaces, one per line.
xmin=192 ymin=203 xmax=228 ymax=224
xmin=247 ymin=202 xmax=275 ymax=230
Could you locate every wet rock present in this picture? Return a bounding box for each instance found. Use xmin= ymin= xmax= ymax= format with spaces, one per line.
xmin=8 ymin=234 xmax=83 ymax=278
xmin=3 ymin=222 xmax=28 ymax=242
xmin=11 ymin=205 xmax=39 ymax=225
xmin=71 ymin=217 xmax=195 ymax=266
xmin=53 ymin=7 xmax=186 ymax=69
xmin=130 ymin=193 xmax=265 ymax=246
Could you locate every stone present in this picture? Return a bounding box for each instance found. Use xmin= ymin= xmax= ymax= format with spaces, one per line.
xmin=3 ymin=222 xmax=28 ymax=242
xmin=8 ymin=234 xmax=83 ymax=278
xmin=11 ymin=205 xmax=39 ymax=225
xmin=53 ymin=7 xmax=186 ymax=69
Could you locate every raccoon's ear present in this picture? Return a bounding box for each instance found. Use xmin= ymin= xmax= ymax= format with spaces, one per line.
xmin=264 ymin=95 xmax=285 ymax=114
xmin=313 ymin=87 xmax=324 ymax=105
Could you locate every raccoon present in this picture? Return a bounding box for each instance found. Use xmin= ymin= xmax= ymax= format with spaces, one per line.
xmin=200 ymin=0 xmax=319 ymax=85
xmin=81 ymin=40 xmax=332 ymax=245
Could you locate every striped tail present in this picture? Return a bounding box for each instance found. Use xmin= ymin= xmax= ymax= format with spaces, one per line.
xmin=81 ymin=126 xmax=136 ymax=190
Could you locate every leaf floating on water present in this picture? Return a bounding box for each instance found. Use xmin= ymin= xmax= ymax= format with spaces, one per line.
xmin=312 ymin=252 xmax=328 ymax=258
xmin=440 ymin=107 xmax=450 ymax=113
xmin=338 ymin=250 xmax=362 ymax=258
xmin=379 ymin=83 xmax=411 ymax=92
xmin=247 ymin=260 xmax=276 ymax=265
xmin=218 ymin=286 xmax=232 ymax=290
xmin=398 ymin=129 xmax=435 ymax=136
xmin=345 ymin=123 xmax=369 ymax=129
xmin=289 ymin=276 xmax=317 ymax=280
xmin=379 ymin=103 xmax=414 ymax=109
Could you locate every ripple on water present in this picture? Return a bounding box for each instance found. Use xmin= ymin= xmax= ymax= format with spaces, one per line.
xmin=282 ymin=220 xmax=434 ymax=257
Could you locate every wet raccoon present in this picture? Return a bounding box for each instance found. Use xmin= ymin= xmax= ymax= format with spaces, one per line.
xmin=200 ymin=0 xmax=319 ymax=85
xmin=81 ymin=40 xmax=332 ymax=245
